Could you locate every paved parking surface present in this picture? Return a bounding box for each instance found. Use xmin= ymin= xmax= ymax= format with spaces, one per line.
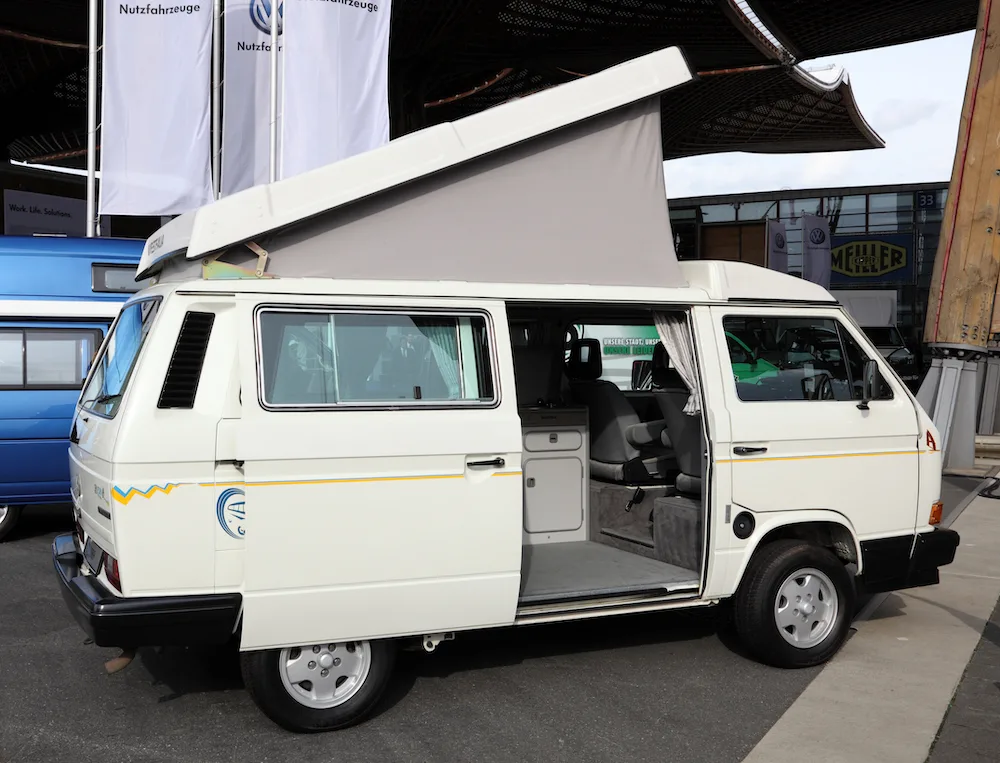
xmin=0 ymin=476 xmax=981 ymax=763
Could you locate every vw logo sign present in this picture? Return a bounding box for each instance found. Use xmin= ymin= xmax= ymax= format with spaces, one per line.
xmin=809 ymin=227 xmax=827 ymax=245
xmin=775 ymin=232 xmax=786 ymax=249
xmin=217 ymin=487 xmax=246 ymax=540
xmin=250 ymin=0 xmax=283 ymax=36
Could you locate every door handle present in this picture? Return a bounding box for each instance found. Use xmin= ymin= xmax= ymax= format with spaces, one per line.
xmin=733 ymin=446 xmax=767 ymax=456
xmin=467 ymin=457 xmax=505 ymax=468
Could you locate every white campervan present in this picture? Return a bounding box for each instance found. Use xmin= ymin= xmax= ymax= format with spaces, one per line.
xmin=54 ymin=46 xmax=958 ymax=734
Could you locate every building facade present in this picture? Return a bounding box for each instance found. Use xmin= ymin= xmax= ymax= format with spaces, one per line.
xmin=667 ymin=181 xmax=949 ymax=355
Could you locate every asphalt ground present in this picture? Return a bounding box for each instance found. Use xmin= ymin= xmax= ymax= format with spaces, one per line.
xmin=0 ymin=476 xmax=981 ymax=763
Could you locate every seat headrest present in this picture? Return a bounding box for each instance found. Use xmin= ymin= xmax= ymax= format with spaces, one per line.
xmin=651 ymin=341 xmax=686 ymax=390
xmin=566 ymin=338 xmax=602 ymax=381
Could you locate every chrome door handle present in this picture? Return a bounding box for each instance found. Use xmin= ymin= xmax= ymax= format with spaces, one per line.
xmin=467 ymin=457 xmax=505 ymax=468
xmin=733 ymin=446 xmax=767 ymax=455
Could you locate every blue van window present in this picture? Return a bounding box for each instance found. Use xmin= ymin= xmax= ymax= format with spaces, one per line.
xmin=80 ymin=298 xmax=160 ymax=417
xmin=0 ymin=331 xmax=21 ymax=387
xmin=0 ymin=329 xmax=102 ymax=390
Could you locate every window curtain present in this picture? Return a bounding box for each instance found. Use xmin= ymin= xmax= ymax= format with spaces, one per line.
xmin=420 ymin=323 xmax=461 ymax=399
xmin=654 ymin=312 xmax=701 ymax=414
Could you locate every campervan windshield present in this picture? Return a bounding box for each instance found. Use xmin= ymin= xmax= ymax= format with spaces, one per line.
xmin=79 ymin=298 xmax=160 ymax=418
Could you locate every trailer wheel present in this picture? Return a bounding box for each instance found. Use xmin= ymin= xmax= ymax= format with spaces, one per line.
xmin=241 ymin=639 xmax=396 ymax=732
xmin=0 ymin=505 xmax=23 ymax=542
xmin=734 ymin=539 xmax=855 ymax=669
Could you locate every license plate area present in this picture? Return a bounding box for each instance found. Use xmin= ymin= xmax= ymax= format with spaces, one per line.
xmin=83 ymin=538 xmax=104 ymax=575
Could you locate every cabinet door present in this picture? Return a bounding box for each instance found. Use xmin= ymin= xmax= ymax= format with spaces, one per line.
xmin=524 ymin=457 xmax=584 ymax=533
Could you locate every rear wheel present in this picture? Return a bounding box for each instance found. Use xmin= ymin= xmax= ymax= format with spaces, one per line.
xmin=734 ymin=539 xmax=855 ymax=668
xmin=240 ymin=639 xmax=396 ymax=732
xmin=0 ymin=505 xmax=23 ymax=542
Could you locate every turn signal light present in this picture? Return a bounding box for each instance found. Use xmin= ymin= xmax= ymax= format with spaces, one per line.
xmin=929 ymin=501 xmax=943 ymax=526
xmin=104 ymin=553 xmax=122 ymax=592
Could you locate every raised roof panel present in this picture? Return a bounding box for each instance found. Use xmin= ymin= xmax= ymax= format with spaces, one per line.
xmin=140 ymin=46 xmax=696 ymax=290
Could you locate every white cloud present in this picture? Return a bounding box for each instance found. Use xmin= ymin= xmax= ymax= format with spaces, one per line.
xmin=663 ymin=32 xmax=975 ymax=198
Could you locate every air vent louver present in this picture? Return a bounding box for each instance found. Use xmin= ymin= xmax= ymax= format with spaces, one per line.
xmin=157 ymin=311 xmax=215 ymax=409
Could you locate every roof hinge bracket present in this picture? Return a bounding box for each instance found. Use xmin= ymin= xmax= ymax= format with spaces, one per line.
xmin=201 ymin=241 xmax=275 ymax=280
xmin=244 ymin=241 xmax=269 ymax=277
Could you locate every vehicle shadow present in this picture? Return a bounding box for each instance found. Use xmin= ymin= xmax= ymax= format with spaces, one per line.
xmin=3 ymin=503 xmax=73 ymax=542
xmin=135 ymin=604 xmax=737 ymax=720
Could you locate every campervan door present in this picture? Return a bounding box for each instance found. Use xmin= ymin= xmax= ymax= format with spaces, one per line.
xmin=0 ymin=236 xmax=145 ymax=539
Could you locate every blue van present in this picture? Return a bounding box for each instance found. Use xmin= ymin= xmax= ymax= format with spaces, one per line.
xmin=0 ymin=235 xmax=145 ymax=540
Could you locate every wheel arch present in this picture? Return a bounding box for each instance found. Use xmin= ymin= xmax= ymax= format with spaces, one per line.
xmin=729 ymin=510 xmax=862 ymax=595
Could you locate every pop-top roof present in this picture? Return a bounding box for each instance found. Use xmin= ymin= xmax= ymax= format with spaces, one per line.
xmin=138 ymin=46 xmax=696 ymax=290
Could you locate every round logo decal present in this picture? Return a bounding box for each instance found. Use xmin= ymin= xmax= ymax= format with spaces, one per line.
xmin=250 ymin=0 xmax=283 ymax=36
xmin=775 ymin=232 xmax=786 ymax=249
xmin=217 ymin=487 xmax=246 ymax=539
xmin=809 ymin=227 xmax=827 ymax=245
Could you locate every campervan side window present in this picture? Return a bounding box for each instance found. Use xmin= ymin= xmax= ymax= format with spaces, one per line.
xmin=722 ymin=315 xmax=893 ymax=403
xmin=257 ymin=308 xmax=497 ymax=409
xmin=79 ymin=298 xmax=161 ymax=417
xmin=0 ymin=328 xmax=103 ymax=390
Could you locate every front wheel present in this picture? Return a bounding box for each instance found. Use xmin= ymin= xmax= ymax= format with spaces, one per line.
xmin=240 ymin=639 xmax=396 ymax=732
xmin=0 ymin=505 xmax=23 ymax=542
xmin=733 ymin=539 xmax=855 ymax=668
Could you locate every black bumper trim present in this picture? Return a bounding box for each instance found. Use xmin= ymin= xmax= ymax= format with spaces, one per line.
xmin=52 ymin=533 xmax=242 ymax=648
xmin=858 ymin=527 xmax=960 ymax=595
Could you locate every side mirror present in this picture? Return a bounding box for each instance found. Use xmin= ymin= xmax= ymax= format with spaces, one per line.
xmin=631 ymin=359 xmax=653 ymax=391
xmin=858 ymin=358 xmax=881 ymax=410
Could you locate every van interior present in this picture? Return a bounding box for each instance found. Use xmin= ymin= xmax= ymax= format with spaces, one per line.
xmin=508 ymin=305 xmax=707 ymax=611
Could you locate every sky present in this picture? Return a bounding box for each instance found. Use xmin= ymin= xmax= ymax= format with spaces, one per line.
xmin=663 ymin=31 xmax=976 ymax=199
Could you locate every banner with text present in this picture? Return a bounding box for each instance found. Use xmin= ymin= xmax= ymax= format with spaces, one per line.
xmin=99 ymin=1 xmax=214 ymax=215
xmin=4 ymin=190 xmax=85 ymax=236
xmin=801 ymin=214 xmax=832 ymax=289
xmin=280 ymin=0 xmax=392 ymax=180
xmin=221 ymin=0 xmax=283 ymax=195
xmin=766 ymin=219 xmax=788 ymax=274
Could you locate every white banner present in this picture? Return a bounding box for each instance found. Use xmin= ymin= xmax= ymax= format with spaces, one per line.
xmin=766 ymin=219 xmax=787 ymax=274
xmin=280 ymin=0 xmax=392 ymax=180
xmin=4 ymin=190 xmax=86 ymax=236
xmin=220 ymin=0 xmax=283 ymax=195
xmin=802 ymin=214 xmax=832 ymax=289
xmin=99 ymin=1 xmax=214 ymax=215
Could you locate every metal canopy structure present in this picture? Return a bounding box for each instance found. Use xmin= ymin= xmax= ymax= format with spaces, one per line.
xmin=744 ymin=0 xmax=980 ymax=60
xmin=0 ymin=0 xmax=978 ymax=171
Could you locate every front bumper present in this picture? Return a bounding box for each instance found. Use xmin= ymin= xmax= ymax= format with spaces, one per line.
xmin=857 ymin=527 xmax=960 ymax=594
xmin=52 ymin=533 xmax=242 ymax=648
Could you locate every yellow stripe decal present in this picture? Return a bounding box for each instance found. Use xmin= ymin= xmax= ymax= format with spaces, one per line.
xmin=717 ymin=450 xmax=916 ymax=465
xmin=115 ymin=471 xmax=523 ymax=503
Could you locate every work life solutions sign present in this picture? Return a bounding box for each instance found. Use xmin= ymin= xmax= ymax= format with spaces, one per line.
xmin=222 ymin=0 xmax=392 ymax=195
xmin=100 ymin=2 xmax=215 ymax=215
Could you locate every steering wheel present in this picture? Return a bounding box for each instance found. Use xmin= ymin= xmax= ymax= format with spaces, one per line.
xmin=813 ymin=373 xmax=835 ymax=400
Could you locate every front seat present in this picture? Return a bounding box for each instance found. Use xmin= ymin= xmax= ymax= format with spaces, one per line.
xmin=565 ymin=338 xmax=674 ymax=484
xmin=651 ymin=343 xmax=703 ymax=496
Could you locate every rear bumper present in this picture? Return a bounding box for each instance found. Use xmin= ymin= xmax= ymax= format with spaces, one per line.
xmin=52 ymin=533 xmax=242 ymax=648
xmin=857 ymin=527 xmax=960 ymax=594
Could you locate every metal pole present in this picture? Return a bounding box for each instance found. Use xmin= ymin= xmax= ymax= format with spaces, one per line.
xmin=85 ymin=0 xmax=99 ymax=236
xmin=268 ymin=0 xmax=278 ymax=183
xmin=212 ymin=0 xmax=222 ymax=198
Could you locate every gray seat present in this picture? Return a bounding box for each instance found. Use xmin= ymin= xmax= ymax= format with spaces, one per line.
xmin=651 ymin=343 xmax=703 ymax=496
xmin=565 ymin=338 xmax=674 ymax=484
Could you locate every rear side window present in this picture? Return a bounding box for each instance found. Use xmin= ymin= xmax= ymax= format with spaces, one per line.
xmin=722 ymin=315 xmax=891 ymax=403
xmin=257 ymin=309 xmax=496 ymax=408
xmin=0 ymin=328 xmax=103 ymax=390
xmin=80 ymin=298 xmax=160 ymax=417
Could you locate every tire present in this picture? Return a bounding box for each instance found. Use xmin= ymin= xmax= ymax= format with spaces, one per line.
xmin=240 ymin=639 xmax=396 ymax=732
xmin=733 ymin=539 xmax=855 ymax=669
xmin=0 ymin=505 xmax=23 ymax=543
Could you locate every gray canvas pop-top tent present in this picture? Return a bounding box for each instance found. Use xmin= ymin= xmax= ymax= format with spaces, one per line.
xmin=137 ymin=46 xmax=696 ymax=290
